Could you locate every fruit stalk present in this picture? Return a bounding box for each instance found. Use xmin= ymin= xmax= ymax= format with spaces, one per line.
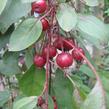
xmin=44 ymin=8 xmax=56 ymax=108
xmin=45 ymin=44 xmax=50 ymax=108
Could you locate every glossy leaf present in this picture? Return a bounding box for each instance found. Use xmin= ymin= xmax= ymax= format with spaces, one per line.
xmin=48 ymin=96 xmax=54 ymax=109
xmin=72 ymin=88 xmax=85 ymax=109
xmin=21 ymin=0 xmax=37 ymax=3
xmin=83 ymin=0 xmax=99 ymax=6
xmin=80 ymin=64 xmax=95 ymax=78
xmin=0 ymin=0 xmax=7 ymax=15
xmin=0 ymin=25 xmax=14 ymax=49
xmin=25 ymin=48 xmax=34 ymax=69
xmin=106 ymin=92 xmax=109 ymax=109
xmin=98 ymin=70 xmax=109 ymax=109
xmin=19 ymin=65 xmax=45 ymax=96
xmin=57 ymin=0 xmax=66 ymax=3
xmin=0 ymin=0 xmax=31 ymax=33
xmin=101 ymin=76 xmax=109 ymax=92
xmin=13 ymin=96 xmax=38 ymax=109
xmin=71 ymin=74 xmax=90 ymax=93
xmin=9 ymin=18 xmax=42 ymax=51
xmin=78 ymin=15 xmax=108 ymax=48
xmin=52 ymin=69 xmax=74 ymax=109
xmin=0 ymin=33 xmax=10 ymax=50
xmin=0 ymin=52 xmax=21 ymax=76
xmin=81 ymin=81 xmax=106 ymax=109
xmin=0 ymin=90 xmax=10 ymax=107
xmin=56 ymin=3 xmax=78 ymax=32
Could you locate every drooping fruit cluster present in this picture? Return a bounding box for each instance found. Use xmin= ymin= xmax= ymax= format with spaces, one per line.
xmin=33 ymin=35 xmax=85 ymax=69
xmin=53 ymin=35 xmax=85 ymax=68
xmin=31 ymin=1 xmax=86 ymax=109
xmin=31 ymin=0 xmax=49 ymax=31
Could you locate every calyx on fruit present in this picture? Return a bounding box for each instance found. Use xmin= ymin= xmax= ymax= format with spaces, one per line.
xmin=56 ymin=52 xmax=73 ymax=68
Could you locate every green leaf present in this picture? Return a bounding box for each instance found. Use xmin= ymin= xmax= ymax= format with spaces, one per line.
xmin=57 ymin=0 xmax=66 ymax=3
xmin=0 ymin=0 xmax=7 ymax=15
xmin=0 ymin=33 xmax=10 ymax=49
xmin=25 ymin=48 xmax=34 ymax=69
xmin=52 ymin=69 xmax=74 ymax=109
xmin=19 ymin=65 xmax=45 ymax=96
xmin=106 ymin=92 xmax=109 ymax=109
xmin=101 ymin=76 xmax=109 ymax=92
xmin=99 ymin=71 xmax=109 ymax=92
xmin=14 ymin=95 xmax=26 ymax=102
xmin=71 ymin=75 xmax=83 ymax=85
xmin=71 ymin=74 xmax=90 ymax=93
xmin=0 ymin=0 xmax=31 ymax=33
xmin=0 ymin=90 xmax=10 ymax=107
xmin=0 ymin=25 xmax=14 ymax=49
xmin=105 ymin=9 xmax=109 ymax=16
xmin=21 ymin=0 xmax=37 ymax=3
xmin=81 ymin=81 xmax=106 ymax=109
xmin=0 ymin=52 xmax=21 ymax=76
xmin=9 ymin=18 xmax=42 ymax=51
xmin=72 ymin=88 xmax=86 ymax=109
xmin=48 ymin=96 xmax=54 ymax=109
xmin=83 ymin=0 xmax=99 ymax=6
xmin=77 ymin=15 xmax=108 ymax=48
xmin=13 ymin=96 xmax=37 ymax=109
xmin=80 ymin=64 xmax=95 ymax=78
xmin=56 ymin=3 xmax=78 ymax=32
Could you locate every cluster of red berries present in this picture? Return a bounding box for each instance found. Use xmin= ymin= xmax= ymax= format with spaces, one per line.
xmin=31 ymin=1 xmax=85 ymax=108
xmin=32 ymin=0 xmax=85 ymax=69
xmin=54 ymin=36 xmax=85 ymax=68
xmin=32 ymin=0 xmax=49 ymax=31
xmin=34 ymin=35 xmax=85 ymax=69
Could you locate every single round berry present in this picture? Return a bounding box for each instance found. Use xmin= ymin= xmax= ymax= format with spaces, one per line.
xmin=56 ymin=52 xmax=73 ymax=68
xmin=72 ymin=47 xmax=85 ymax=61
xmin=41 ymin=18 xmax=49 ymax=31
xmin=63 ymin=38 xmax=75 ymax=50
xmin=34 ymin=54 xmax=46 ymax=68
xmin=42 ymin=45 xmax=57 ymax=58
xmin=32 ymin=0 xmax=47 ymax=13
